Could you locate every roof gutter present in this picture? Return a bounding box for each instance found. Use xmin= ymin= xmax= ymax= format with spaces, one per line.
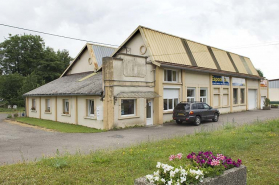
xmin=159 ymin=63 xmax=261 ymax=80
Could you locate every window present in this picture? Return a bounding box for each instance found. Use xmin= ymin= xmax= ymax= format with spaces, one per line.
xmin=222 ymin=88 xmax=229 ymax=106
xmin=197 ymin=103 xmax=204 ymax=109
xmin=240 ymin=89 xmax=245 ymax=104
xmin=213 ymin=88 xmax=220 ymax=107
xmin=200 ymin=88 xmax=207 ymax=103
xmin=31 ymin=99 xmax=36 ymax=110
xmin=233 ymin=88 xmax=238 ymax=104
xmin=163 ymin=88 xmax=179 ymax=110
xmin=187 ymin=88 xmax=195 ymax=102
xmin=87 ymin=99 xmax=94 ymax=117
xmin=164 ymin=69 xmax=177 ymax=82
xmin=192 ymin=104 xmax=198 ymax=109
xmin=45 ymin=99 xmax=50 ymax=112
xmin=121 ymin=99 xmax=135 ymax=116
xmin=63 ymin=99 xmax=69 ymax=114
xmin=203 ymin=104 xmax=210 ymax=109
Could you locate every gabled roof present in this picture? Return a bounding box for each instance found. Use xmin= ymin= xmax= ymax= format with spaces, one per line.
xmin=24 ymin=72 xmax=103 ymax=96
xmin=61 ymin=43 xmax=116 ymax=77
xmin=112 ymin=26 xmax=260 ymax=79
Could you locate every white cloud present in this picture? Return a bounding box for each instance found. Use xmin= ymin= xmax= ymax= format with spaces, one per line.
xmin=0 ymin=0 xmax=279 ymax=78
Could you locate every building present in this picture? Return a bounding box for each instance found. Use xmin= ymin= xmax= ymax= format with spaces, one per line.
xmin=269 ymin=79 xmax=279 ymax=103
xmin=24 ymin=26 xmax=266 ymax=130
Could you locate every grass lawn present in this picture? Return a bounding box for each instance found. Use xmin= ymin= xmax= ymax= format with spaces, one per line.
xmin=15 ymin=117 xmax=104 ymax=133
xmin=0 ymin=120 xmax=279 ymax=184
xmin=0 ymin=107 xmax=25 ymax=114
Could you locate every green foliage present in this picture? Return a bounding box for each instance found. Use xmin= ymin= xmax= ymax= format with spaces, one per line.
xmin=15 ymin=117 xmax=104 ymax=133
xmin=6 ymin=114 xmax=12 ymax=118
xmin=202 ymin=165 xmax=225 ymax=178
xmin=0 ymin=34 xmax=73 ymax=106
xmin=271 ymin=104 xmax=278 ymax=108
xmin=264 ymin=98 xmax=270 ymax=107
xmin=13 ymin=113 xmax=18 ymax=118
xmin=256 ymin=69 xmax=264 ymax=77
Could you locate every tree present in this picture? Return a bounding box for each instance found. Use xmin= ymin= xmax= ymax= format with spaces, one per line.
xmin=0 ymin=34 xmax=45 ymax=76
xmin=0 ymin=73 xmax=24 ymax=106
xmin=256 ymin=69 xmax=264 ymax=77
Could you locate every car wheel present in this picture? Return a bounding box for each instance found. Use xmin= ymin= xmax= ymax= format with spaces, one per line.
xmin=194 ymin=116 xmax=201 ymax=126
xmin=176 ymin=120 xmax=182 ymax=124
xmin=212 ymin=113 xmax=219 ymax=122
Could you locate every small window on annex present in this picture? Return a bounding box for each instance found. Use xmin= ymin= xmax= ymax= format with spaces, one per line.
xmin=233 ymin=88 xmax=238 ymax=104
xmin=240 ymin=89 xmax=245 ymax=104
xmin=163 ymin=88 xmax=179 ymax=110
xmin=87 ymin=99 xmax=94 ymax=117
xmin=187 ymin=88 xmax=195 ymax=102
xmin=121 ymin=99 xmax=135 ymax=116
xmin=45 ymin=99 xmax=51 ymax=112
xmin=164 ymin=69 xmax=177 ymax=82
xmin=63 ymin=99 xmax=69 ymax=114
xmin=200 ymin=88 xmax=207 ymax=103
xmin=31 ymin=99 xmax=36 ymax=110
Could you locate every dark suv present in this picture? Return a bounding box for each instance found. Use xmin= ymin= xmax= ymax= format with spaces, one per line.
xmin=173 ymin=102 xmax=220 ymax=126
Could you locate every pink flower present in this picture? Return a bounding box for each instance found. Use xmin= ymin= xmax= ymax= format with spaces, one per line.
xmin=169 ymin=155 xmax=175 ymax=161
xmin=210 ymin=159 xmax=220 ymax=166
xmin=176 ymin=153 xmax=183 ymax=159
xmin=217 ymin=154 xmax=225 ymax=161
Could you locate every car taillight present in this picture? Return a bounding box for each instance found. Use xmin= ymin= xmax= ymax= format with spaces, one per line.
xmin=189 ymin=111 xmax=194 ymax=115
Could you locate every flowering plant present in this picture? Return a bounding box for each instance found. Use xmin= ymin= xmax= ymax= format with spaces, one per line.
xmin=146 ymin=151 xmax=242 ymax=184
xmin=146 ymin=162 xmax=204 ymax=185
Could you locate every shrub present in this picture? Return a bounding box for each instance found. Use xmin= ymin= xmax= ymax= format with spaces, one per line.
xmin=264 ymin=98 xmax=271 ymax=107
xmin=13 ymin=113 xmax=18 ymax=118
xmin=271 ymin=104 xmax=278 ymax=108
xmin=7 ymin=114 xmax=12 ymax=119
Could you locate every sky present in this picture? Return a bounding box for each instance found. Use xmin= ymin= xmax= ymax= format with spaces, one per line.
xmin=0 ymin=0 xmax=279 ymax=79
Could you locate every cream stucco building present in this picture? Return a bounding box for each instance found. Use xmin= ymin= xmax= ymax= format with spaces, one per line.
xmin=24 ymin=26 xmax=267 ymax=130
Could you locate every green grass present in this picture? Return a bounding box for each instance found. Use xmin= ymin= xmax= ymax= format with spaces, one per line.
xmin=0 ymin=120 xmax=279 ymax=184
xmin=15 ymin=117 xmax=104 ymax=133
xmin=0 ymin=107 xmax=25 ymax=113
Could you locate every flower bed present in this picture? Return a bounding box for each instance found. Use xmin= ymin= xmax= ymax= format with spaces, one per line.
xmin=135 ymin=151 xmax=245 ymax=185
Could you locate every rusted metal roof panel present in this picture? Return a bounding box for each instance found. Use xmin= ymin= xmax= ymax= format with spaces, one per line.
xmin=92 ymin=45 xmax=116 ymax=67
xmin=243 ymin=57 xmax=259 ymax=76
xmin=229 ymin=53 xmax=248 ymax=74
xmin=212 ymin=48 xmax=235 ymax=72
xmin=187 ymin=41 xmax=217 ymax=69
xmin=141 ymin=28 xmax=192 ymax=66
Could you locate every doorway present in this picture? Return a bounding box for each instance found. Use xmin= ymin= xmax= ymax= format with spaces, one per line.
xmin=146 ymin=99 xmax=153 ymax=126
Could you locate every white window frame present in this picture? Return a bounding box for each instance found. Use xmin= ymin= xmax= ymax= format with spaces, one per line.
xmin=164 ymin=98 xmax=179 ymax=111
xmin=87 ymin=99 xmax=95 ymax=117
xmin=121 ymin=99 xmax=136 ymax=116
xmin=164 ymin=69 xmax=178 ymax=82
xmin=240 ymin=88 xmax=245 ymax=104
xmin=187 ymin=88 xmax=196 ymax=103
xmin=45 ymin=99 xmax=51 ymax=112
xmin=31 ymin=99 xmax=36 ymax=110
xmin=200 ymin=88 xmax=207 ymax=103
xmin=63 ymin=99 xmax=70 ymax=114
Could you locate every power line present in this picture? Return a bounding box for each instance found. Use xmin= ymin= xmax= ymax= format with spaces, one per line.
xmin=0 ymin=23 xmax=119 ymax=47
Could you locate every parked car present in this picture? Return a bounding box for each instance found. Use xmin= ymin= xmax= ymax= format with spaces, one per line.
xmin=173 ymin=102 xmax=220 ymax=126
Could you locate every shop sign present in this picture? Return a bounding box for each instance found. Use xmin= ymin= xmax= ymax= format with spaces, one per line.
xmin=260 ymin=80 xmax=267 ymax=87
xmin=212 ymin=75 xmax=229 ymax=85
xmin=232 ymin=77 xmax=245 ymax=86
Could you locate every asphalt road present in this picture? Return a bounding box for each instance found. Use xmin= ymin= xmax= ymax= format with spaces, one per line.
xmin=1 ymin=109 xmax=279 ymax=165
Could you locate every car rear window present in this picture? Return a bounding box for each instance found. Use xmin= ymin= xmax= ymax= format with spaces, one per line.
xmin=175 ymin=104 xmax=190 ymax=110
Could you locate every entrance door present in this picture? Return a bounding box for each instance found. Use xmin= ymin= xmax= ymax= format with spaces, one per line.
xmin=261 ymin=96 xmax=266 ymax=109
xmin=248 ymin=89 xmax=257 ymax=110
xmin=146 ymin=99 xmax=153 ymax=126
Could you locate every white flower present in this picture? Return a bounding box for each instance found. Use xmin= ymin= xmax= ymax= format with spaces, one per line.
xmin=174 ymin=168 xmax=179 ymax=173
xmin=146 ymin=174 xmax=153 ymax=181
xmin=156 ymin=162 xmax=161 ymax=168
xmin=195 ymin=175 xmax=199 ymax=179
xmin=170 ymin=170 xmax=176 ymax=178
xmin=180 ymin=176 xmax=186 ymax=183
xmin=167 ymin=179 xmax=173 ymax=185
xmin=154 ymin=176 xmax=159 ymax=181
xmin=180 ymin=169 xmax=187 ymax=176
xmin=154 ymin=170 xmax=160 ymax=177
xmin=161 ymin=178 xmax=166 ymax=183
